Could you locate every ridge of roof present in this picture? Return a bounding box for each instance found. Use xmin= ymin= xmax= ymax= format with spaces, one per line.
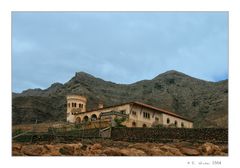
xmin=132 ymin=101 xmax=192 ymax=122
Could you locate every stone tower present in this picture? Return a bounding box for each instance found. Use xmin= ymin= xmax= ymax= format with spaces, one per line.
xmin=66 ymin=95 xmax=87 ymax=123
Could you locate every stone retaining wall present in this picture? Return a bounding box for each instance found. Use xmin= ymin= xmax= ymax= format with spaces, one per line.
xmin=111 ymin=128 xmax=228 ymax=143
xmin=13 ymin=128 xmax=228 ymax=143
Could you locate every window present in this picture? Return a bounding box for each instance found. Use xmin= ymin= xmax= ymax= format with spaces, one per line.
xmin=143 ymin=112 xmax=150 ymax=119
xmin=75 ymin=117 xmax=81 ymax=123
xmin=174 ymin=120 xmax=178 ymax=126
xmin=132 ymin=122 xmax=136 ymax=127
xmin=83 ymin=116 xmax=89 ymax=122
xmin=181 ymin=122 xmax=184 ymax=128
xmin=79 ymin=103 xmax=83 ymax=108
xmin=155 ymin=117 xmax=159 ymax=121
xmin=167 ymin=118 xmax=170 ymax=124
xmin=120 ymin=110 xmax=126 ymax=114
xmin=68 ymin=103 xmax=70 ymax=107
xmin=91 ymin=114 xmax=97 ymax=121
xmin=143 ymin=124 xmax=147 ymax=128
xmin=132 ymin=111 xmax=137 ymax=116
xmin=72 ymin=103 xmax=76 ymax=107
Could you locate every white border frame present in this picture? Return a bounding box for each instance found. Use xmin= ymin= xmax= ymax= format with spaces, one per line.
xmin=1 ymin=0 xmax=240 ymax=168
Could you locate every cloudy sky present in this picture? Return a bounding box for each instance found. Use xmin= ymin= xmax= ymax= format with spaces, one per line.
xmin=12 ymin=12 xmax=228 ymax=93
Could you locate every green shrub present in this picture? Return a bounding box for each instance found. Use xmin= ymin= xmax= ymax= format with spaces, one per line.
xmin=153 ymin=124 xmax=164 ymax=128
xmin=74 ymin=123 xmax=82 ymax=129
xmin=13 ymin=129 xmax=23 ymax=136
xmin=114 ymin=117 xmax=126 ymax=127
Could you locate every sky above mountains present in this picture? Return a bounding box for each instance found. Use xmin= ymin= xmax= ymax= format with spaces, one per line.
xmin=12 ymin=12 xmax=228 ymax=93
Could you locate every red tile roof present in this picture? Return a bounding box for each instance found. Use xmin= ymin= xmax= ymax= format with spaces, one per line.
xmin=132 ymin=102 xmax=192 ymax=122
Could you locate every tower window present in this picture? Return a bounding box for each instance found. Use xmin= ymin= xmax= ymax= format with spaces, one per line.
xmin=79 ymin=104 xmax=83 ymax=108
xmin=72 ymin=103 xmax=77 ymax=107
xmin=167 ymin=118 xmax=170 ymax=124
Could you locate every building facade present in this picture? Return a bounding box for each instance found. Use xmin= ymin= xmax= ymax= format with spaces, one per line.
xmin=66 ymin=95 xmax=193 ymax=128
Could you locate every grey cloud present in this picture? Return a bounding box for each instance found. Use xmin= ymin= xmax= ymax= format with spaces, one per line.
xmin=12 ymin=12 xmax=228 ymax=92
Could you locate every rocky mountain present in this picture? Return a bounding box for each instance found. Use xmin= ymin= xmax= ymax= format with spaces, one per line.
xmin=12 ymin=70 xmax=228 ymax=127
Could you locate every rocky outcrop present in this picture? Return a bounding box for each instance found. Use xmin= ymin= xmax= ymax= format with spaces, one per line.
xmin=12 ymin=141 xmax=228 ymax=156
xmin=199 ymin=142 xmax=227 ymax=156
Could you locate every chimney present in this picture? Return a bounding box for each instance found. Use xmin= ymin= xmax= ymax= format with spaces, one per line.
xmin=98 ymin=102 xmax=104 ymax=109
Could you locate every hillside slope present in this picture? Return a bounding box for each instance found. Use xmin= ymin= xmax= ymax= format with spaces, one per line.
xmin=12 ymin=70 xmax=228 ymax=127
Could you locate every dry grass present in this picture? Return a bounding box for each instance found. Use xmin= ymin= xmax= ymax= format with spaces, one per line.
xmin=12 ymin=122 xmax=68 ymax=133
xmin=12 ymin=120 xmax=111 ymax=133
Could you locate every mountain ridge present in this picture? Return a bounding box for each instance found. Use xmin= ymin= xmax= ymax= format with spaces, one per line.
xmin=14 ymin=70 xmax=227 ymax=95
xmin=12 ymin=70 xmax=228 ymax=128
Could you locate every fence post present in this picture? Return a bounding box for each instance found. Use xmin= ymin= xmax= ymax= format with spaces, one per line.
xmin=30 ymin=120 xmax=38 ymax=143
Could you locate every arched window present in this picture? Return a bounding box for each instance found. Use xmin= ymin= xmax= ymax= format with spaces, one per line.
xmin=75 ymin=117 xmax=81 ymax=123
xmin=132 ymin=122 xmax=136 ymax=127
xmin=167 ymin=118 xmax=170 ymax=124
xmin=174 ymin=120 xmax=178 ymax=126
xmin=83 ymin=116 xmax=89 ymax=122
xmin=181 ymin=122 xmax=184 ymax=128
xmin=143 ymin=124 xmax=147 ymax=128
xmin=91 ymin=114 xmax=97 ymax=121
